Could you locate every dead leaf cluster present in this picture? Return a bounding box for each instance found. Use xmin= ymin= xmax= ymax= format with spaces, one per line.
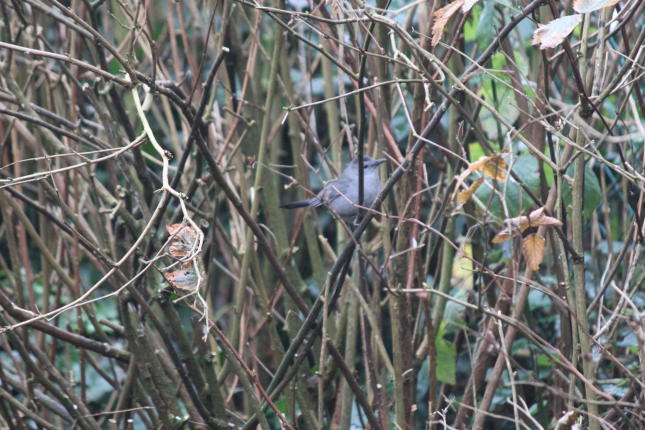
xmin=454 ymin=153 xmax=508 ymax=203
xmin=163 ymin=224 xmax=202 ymax=293
xmin=492 ymin=207 xmax=563 ymax=271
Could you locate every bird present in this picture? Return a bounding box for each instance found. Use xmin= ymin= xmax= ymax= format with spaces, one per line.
xmin=280 ymin=156 xmax=386 ymax=218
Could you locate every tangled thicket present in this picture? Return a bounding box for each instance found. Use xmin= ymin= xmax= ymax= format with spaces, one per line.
xmin=0 ymin=0 xmax=643 ymax=429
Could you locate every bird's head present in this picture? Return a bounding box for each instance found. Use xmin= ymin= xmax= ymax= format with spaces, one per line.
xmin=353 ymin=156 xmax=386 ymax=168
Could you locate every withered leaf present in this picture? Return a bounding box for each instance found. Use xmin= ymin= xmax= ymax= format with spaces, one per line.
xmin=522 ymin=233 xmax=546 ymax=271
xmin=432 ymin=0 xmax=465 ymax=47
xmin=457 ymin=176 xmax=485 ymax=204
xmin=573 ymin=0 xmax=620 ymax=13
xmin=166 ymin=224 xmax=198 ymax=257
xmin=164 ymin=265 xmax=198 ymax=292
xmin=554 ymin=410 xmax=580 ymax=430
xmin=532 ymin=14 xmax=582 ymax=50
xmin=453 ymin=152 xmax=508 ymax=200
xmin=470 ymin=154 xmax=508 ymax=181
xmin=491 ymin=224 xmax=520 ymax=244
xmin=526 ymin=207 xmax=563 ymax=228
xmin=492 ymin=207 xmax=563 ymax=243
xmin=431 ymin=0 xmax=480 ymax=47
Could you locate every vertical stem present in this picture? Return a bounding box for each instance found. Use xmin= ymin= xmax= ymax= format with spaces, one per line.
xmin=339 ymin=270 xmax=359 ymax=430
xmin=572 ymin=12 xmax=600 ymax=429
xmin=571 ymin=145 xmax=599 ymax=428
xmin=430 ymin=218 xmax=455 ymax=330
xmin=229 ymin=7 xmax=284 ymax=352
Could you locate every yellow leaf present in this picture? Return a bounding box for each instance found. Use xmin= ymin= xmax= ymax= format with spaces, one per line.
xmin=470 ymin=154 xmax=507 ymax=182
xmin=457 ymin=176 xmax=484 ymax=203
xmin=453 ymin=152 xmax=507 ymax=201
xmin=452 ymin=243 xmax=473 ymax=290
xmin=522 ymin=233 xmax=545 ymax=271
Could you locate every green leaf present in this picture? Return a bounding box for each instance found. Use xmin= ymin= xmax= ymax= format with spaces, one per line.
xmin=468 ymin=142 xmax=501 ymax=163
xmin=434 ymin=322 xmax=456 ymax=385
xmin=601 ymin=382 xmax=629 ymax=397
xmin=543 ymin=158 xmax=554 ymax=187
xmin=562 ymin=164 xmax=602 ymax=219
xmin=463 ymin=5 xmax=480 ymax=42
xmin=475 ymin=175 xmax=522 ymax=219
xmin=274 ymin=397 xmax=288 ymax=414
xmin=86 ymin=365 xmax=114 ymax=403
xmin=528 ymin=288 xmax=551 ymax=311
xmin=511 ymin=154 xmax=541 ymax=197
xmin=537 ymin=352 xmax=556 ymax=368
xmin=474 ymin=2 xmax=496 ymax=49
xmin=491 ymin=52 xmax=506 ymax=73
xmin=107 ymin=58 xmax=123 ymax=75
xmin=479 ymin=78 xmax=519 ymax=140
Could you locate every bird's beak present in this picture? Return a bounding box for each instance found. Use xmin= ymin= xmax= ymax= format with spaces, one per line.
xmin=375 ymin=158 xmax=386 ymax=165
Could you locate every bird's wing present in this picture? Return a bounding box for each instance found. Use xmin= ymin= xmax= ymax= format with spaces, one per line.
xmin=320 ymin=180 xmax=342 ymax=205
xmin=310 ymin=196 xmax=324 ymax=208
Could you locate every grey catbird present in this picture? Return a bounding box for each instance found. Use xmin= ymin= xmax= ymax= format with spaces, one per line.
xmin=280 ymin=156 xmax=386 ymax=218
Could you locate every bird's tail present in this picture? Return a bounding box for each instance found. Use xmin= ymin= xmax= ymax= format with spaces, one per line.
xmin=280 ymin=199 xmax=314 ymax=209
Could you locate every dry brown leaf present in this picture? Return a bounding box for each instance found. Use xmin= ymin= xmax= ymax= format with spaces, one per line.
xmin=457 ymin=176 xmax=484 ymax=203
xmin=573 ymin=0 xmax=620 ymax=13
xmin=531 ymin=14 xmax=582 ymax=50
xmin=166 ymin=224 xmax=198 ymax=257
xmin=492 ymin=207 xmax=563 ymax=243
xmin=432 ymin=0 xmax=464 ymax=47
xmin=470 ymin=154 xmax=508 ymax=181
xmin=554 ymin=411 xmax=579 ymax=430
xmin=527 ymin=207 xmax=563 ymax=228
xmin=522 ymin=233 xmax=546 ymax=271
xmin=431 ymin=0 xmax=480 ymax=46
xmin=491 ymin=224 xmax=520 ymax=243
xmin=164 ymin=265 xmax=198 ymax=292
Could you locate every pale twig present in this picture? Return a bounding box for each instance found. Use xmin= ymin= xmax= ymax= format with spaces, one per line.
xmin=0 ymin=136 xmax=146 ymax=188
xmin=0 ymin=41 xmax=131 ymax=87
xmin=288 ymin=78 xmax=426 ymax=111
